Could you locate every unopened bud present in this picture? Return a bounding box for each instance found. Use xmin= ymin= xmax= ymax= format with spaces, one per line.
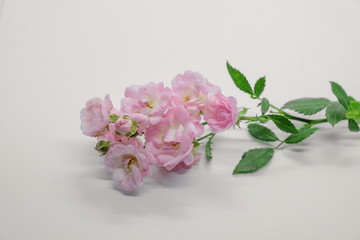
xmin=95 ymin=140 xmax=110 ymax=155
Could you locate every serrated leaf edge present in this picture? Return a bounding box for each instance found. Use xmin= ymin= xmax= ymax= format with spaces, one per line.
xmin=282 ymin=98 xmax=331 ymax=115
xmin=284 ymin=128 xmax=319 ymax=144
xmin=248 ymin=123 xmax=279 ymax=142
xmin=226 ymin=61 xmax=254 ymax=95
xmin=233 ymin=148 xmax=275 ymax=174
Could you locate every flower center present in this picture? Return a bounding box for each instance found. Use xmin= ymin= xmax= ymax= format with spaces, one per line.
xmin=122 ymin=154 xmax=139 ymax=170
xmin=145 ymin=102 xmax=154 ymax=109
xmin=169 ymin=142 xmax=181 ymax=150
xmin=172 ymin=142 xmax=180 ymax=148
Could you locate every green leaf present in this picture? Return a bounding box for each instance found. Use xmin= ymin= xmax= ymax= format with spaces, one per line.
xmin=248 ymin=123 xmax=279 ymax=142
xmin=193 ymin=141 xmax=200 ymax=148
xmin=254 ymin=77 xmax=266 ymax=97
xmin=226 ymin=62 xmax=254 ymax=95
xmin=95 ymin=141 xmax=110 ymax=155
xmin=267 ymin=115 xmax=298 ymax=133
xmin=233 ymin=148 xmax=275 ymax=174
xmin=205 ymin=134 xmax=215 ymax=160
xmin=348 ymin=119 xmax=360 ymax=132
xmin=239 ymin=107 xmax=248 ymax=116
xmin=261 ymin=98 xmax=270 ymax=115
xmin=330 ymin=81 xmax=350 ymax=109
xmin=284 ymin=127 xmax=319 ymax=144
xmin=326 ymin=102 xmax=346 ymax=126
xmin=348 ymin=96 xmax=357 ymax=102
xmin=236 ymin=108 xmax=248 ymax=127
xmin=126 ymin=121 xmax=138 ymax=137
xmin=345 ymin=101 xmax=360 ymax=123
xmin=131 ymin=121 xmax=137 ymax=134
xmin=282 ymin=98 xmax=331 ymax=115
xmin=109 ymin=113 xmax=119 ymax=123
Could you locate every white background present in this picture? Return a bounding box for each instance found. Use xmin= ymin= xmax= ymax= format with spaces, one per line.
xmin=1 ymin=0 xmax=360 ymax=239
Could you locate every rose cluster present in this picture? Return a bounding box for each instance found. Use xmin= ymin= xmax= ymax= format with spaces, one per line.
xmin=80 ymin=71 xmax=238 ymax=191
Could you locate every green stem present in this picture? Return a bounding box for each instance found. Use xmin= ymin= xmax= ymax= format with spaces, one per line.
xmin=238 ymin=113 xmax=329 ymax=126
xmin=196 ymin=133 xmax=215 ymax=142
xmin=208 ymin=133 xmax=216 ymax=142
xmin=307 ymin=119 xmax=329 ymax=126
xmin=274 ymin=141 xmax=284 ymax=150
xmin=257 ymin=97 xmax=282 ymax=112
xmin=282 ymin=114 xmax=312 ymax=123
xmin=269 ymin=103 xmax=282 ymax=112
xmin=257 ymin=97 xmax=329 ymax=126
xmin=284 ymin=114 xmax=328 ymax=125
xmin=238 ymin=116 xmax=260 ymax=122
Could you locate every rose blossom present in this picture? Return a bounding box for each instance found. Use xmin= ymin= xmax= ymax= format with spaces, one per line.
xmin=114 ymin=116 xmax=132 ymax=135
xmin=170 ymin=149 xmax=202 ymax=171
xmin=145 ymin=106 xmax=204 ymax=170
xmin=98 ymin=123 xmax=121 ymax=142
xmin=97 ymin=115 xmax=134 ymax=141
xmin=80 ymin=95 xmax=113 ymax=137
xmin=126 ymin=113 xmax=150 ymax=135
xmin=104 ymin=138 xmax=153 ymax=191
xmin=203 ymin=93 xmax=238 ymax=133
xmin=171 ymin=71 xmax=221 ymax=113
xmin=121 ymin=82 xmax=172 ymax=126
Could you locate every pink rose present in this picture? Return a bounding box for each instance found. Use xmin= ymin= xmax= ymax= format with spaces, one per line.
xmin=80 ymin=95 xmax=113 ymax=137
xmin=171 ymin=149 xmax=202 ymax=171
xmin=121 ymin=82 xmax=172 ymax=126
xmin=104 ymin=138 xmax=153 ymax=191
xmin=114 ymin=116 xmax=132 ymax=135
xmin=204 ymin=93 xmax=238 ymax=133
xmin=171 ymin=71 xmax=221 ymax=113
xmin=145 ymin=106 xmax=204 ymax=170
xmin=98 ymin=123 xmax=121 ymax=142
xmin=98 ymin=116 xmax=134 ymax=141
xmin=126 ymin=113 xmax=150 ymax=136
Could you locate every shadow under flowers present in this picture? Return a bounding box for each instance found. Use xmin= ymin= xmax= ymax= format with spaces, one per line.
xmin=279 ymin=126 xmax=360 ymax=166
xmin=60 ymin=137 xmax=239 ymax=221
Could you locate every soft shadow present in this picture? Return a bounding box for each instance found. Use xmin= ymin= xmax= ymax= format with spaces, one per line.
xmin=281 ymin=128 xmax=360 ymax=166
xmin=0 ymin=0 xmax=6 ymax=20
xmin=57 ymin=138 xmax=237 ymax=220
xmin=151 ymin=167 xmax=192 ymax=188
